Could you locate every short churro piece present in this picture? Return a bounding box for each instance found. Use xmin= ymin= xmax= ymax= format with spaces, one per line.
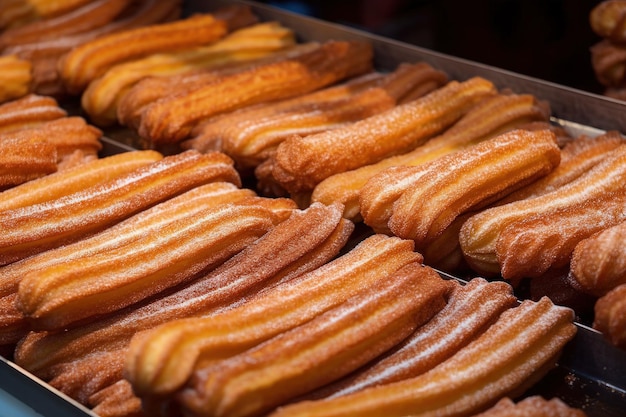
xmin=185 ymin=62 xmax=447 ymax=169
xmin=496 ymin=131 xmax=626 ymax=205
xmin=15 ymin=202 xmax=351 ymax=408
xmin=379 ymin=129 xmax=560 ymax=250
xmin=473 ymin=396 xmax=587 ymax=417
xmin=268 ymin=77 xmax=496 ymax=194
xmin=81 ymin=21 xmax=296 ymax=126
xmin=0 ymin=94 xmax=66 ymax=134
xmin=0 ymin=54 xmax=31 ymax=103
xmin=178 ymin=263 xmax=450 ymax=417
xmin=89 ymin=380 xmax=140 ymax=417
xmin=125 ymin=234 xmax=422 ymax=397
xmin=0 ymin=150 xmax=240 ymax=266
xmin=59 ymin=13 xmax=234 ymax=94
xmin=0 ymin=134 xmax=57 ymax=190
xmin=304 ymin=278 xmax=517 ymax=400
xmin=270 ymin=297 xmax=576 ymax=417
xmin=137 ymin=40 xmax=374 ymax=144
xmin=590 ymin=0 xmax=626 ymax=43
xmin=594 ymin=283 xmax=626 ymax=349
xmin=17 ymin=197 xmax=286 ymax=331
xmin=460 ymin=144 xmax=626 ymax=277
xmin=314 ymin=92 xmax=549 ymax=221
xmin=567 ymin=220 xmax=626 ymax=297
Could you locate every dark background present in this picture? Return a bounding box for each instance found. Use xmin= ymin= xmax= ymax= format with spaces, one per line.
xmin=261 ymin=0 xmax=605 ymax=95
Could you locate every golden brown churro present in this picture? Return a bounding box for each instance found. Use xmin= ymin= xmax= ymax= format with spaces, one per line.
xmin=473 ymin=396 xmax=587 ymax=417
xmin=594 ymin=283 xmax=626 ymax=349
xmin=590 ymin=0 xmax=626 ymax=43
xmin=0 ymin=94 xmax=66 ymax=134
xmin=136 ymin=40 xmax=374 ymax=144
xmin=266 ymin=77 xmax=496 ymax=195
xmin=178 ymin=263 xmax=450 ymax=417
xmin=270 ymin=297 xmax=576 ymax=417
xmin=0 ymin=134 xmax=57 ymax=190
xmin=0 ymin=55 xmax=32 ymax=103
xmin=0 ymin=150 xmax=240 ymax=266
xmin=313 ymin=92 xmax=550 ymax=221
xmin=124 ymin=234 xmax=422 ymax=398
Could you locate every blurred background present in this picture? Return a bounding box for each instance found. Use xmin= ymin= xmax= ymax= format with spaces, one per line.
xmin=260 ymin=0 xmax=605 ymax=94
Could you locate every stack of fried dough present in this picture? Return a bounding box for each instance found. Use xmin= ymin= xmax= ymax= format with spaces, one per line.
xmin=0 ymin=93 xmax=103 ymax=190
xmin=0 ymin=3 xmax=623 ymax=417
xmin=590 ymin=0 xmax=626 ymax=100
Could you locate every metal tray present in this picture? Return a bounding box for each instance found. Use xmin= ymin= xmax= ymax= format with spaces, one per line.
xmin=1 ymin=1 xmax=626 ymax=415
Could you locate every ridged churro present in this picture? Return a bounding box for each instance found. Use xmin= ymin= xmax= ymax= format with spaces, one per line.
xmin=270 ymin=297 xmax=576 ymax=417
xmin=0 ymin=134 xmax=57 ymax=190
xmin=136 ymin=40 xmax=374 ymax=144
xmin=303 ymin=278 xmax=516 ymax=400
xmin=125 ymin=234 xmax=422 ymax=398
xmin=460 ymin=144 xmax=626 ymax=278
xmin=314 ymin=92 xmax=550 ymax=221
xmin=81 ymin=21 xmax=296 ymax=126
xmin=178 ymin=263 xmax=450 ymax=417
xmin=0 ymin=150 xmax=240 ymax=266
xmin=567 ymin=220 xmax=626 ymax=297
xmin=15 ymin=202 xmax=351 ymax=412
xmin=594 ymin=283 xmax=626 ymax=349
xmin=267 ymin=77 xmax=496 ymax=195
xmin=473 ymin=396 xmax=587 ymax=416
xmin=0 ymin=94 xmax=66 ymax=134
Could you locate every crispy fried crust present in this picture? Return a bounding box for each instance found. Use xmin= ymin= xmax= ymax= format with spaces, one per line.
xmin=0 ymin=133 xmax=57 ymax=190
xmin=136 ymin=40 xmax=374 ymax=144
xmin=267 ymin=77 xmax=496 ymax=194
xmin=314 ymin=92 xmax=550 ymax=221
xmin=594 ymin=283 xmax=626 ymax=349
xmin=0 ymin=94 xmax=66 ymax=134
xmin=124 ymin=235 xmax=422 ymax=398
xmin=303 ymin=278 xmax=516 ymax=400
xmin=0 ymin=150 xmax=240 ymax=266
xmin=82 ymin=21 xmax=295 ymax=126
xmin=473 ymin=396 xmax=587 ymax=417
xmin=460 ymin=144 xmax=626 ymax=277
xmin=270 ymin=297 xmax=576 ymax=417
xmin=178 ymin=263 xmax=450 ymax=417
xmin=567 ymin=220 xmax=626 ymax=297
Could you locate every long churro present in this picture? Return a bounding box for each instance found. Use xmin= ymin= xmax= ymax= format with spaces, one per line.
xmin=313 ymin=92 xmax=549 ymax=221
xmin=124 ymin=234 xmax=422 ymax=398
xmin=0 ymin=150 xmax=240 ymax=266
xmin=136 ymin=40 xmax=374 ymax=144
xmin=270 ymin=297 xmax=576 ymax=417
xmin=267 ymin=77 xmax=496 ymax=195
xmin=178 ymin=263 xmax=450 ymax=417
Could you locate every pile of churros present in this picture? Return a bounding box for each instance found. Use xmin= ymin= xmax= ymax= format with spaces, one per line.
xmin=0 ymin=2 xmax=624 ymax=417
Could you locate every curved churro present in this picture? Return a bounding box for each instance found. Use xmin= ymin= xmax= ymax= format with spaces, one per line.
xmin=267 ymin=77 xmax=496 ymax=194
xmin=270 ymin=297 xmax=576 ymax=417
xmin=178 ymin=263 xmax=450 ymax=417
xmin=15 ymin=202 xmax=351 ymax=409
xmin=0 ymin=150 xmax=240 ymax=266
xmin=303 ymin=278 xmax=516 ymax=400
xmin=364 ymin=129 xmax=560 ymax=250
xmin=125 ymin=234 xmax=422 ymax=398
xmin=568 ymin=219 xmax=626 ymax=297
xmin=460 ymin=143 xmax=626 ymax=278
xmin=314 ymin=92 xmax=550 ymax=221
xmin=81 ymin=21 xmax=296 ymax=126
xmin=137 ymin=40 xmax=374 ymax=144
xmin=0 ymin=54 xmax=31 ymax=103
xmin=0 ymin=94 xmax=66 ymax=134
xmin=594 ymin=283 xmax=626 ymax=349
